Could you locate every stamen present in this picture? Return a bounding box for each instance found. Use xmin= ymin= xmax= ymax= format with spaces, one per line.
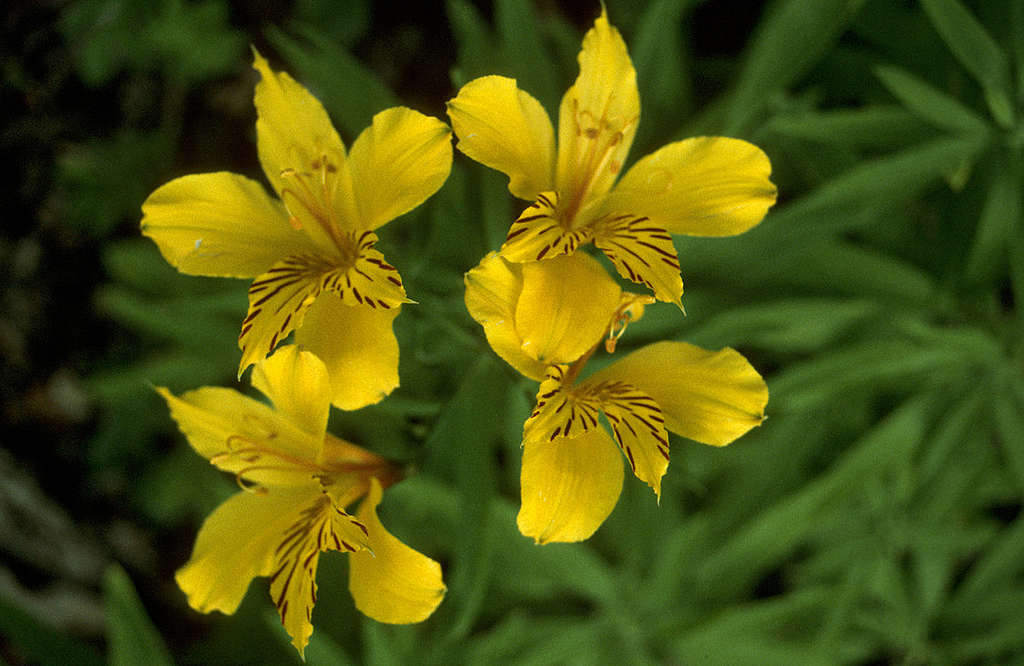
xmin=278 ymin=163 xmax=345 ymax=250
xmin=605 ymin=297 xmax=651 ymax=353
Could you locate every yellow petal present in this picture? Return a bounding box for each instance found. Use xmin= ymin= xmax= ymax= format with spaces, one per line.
xmin=239 ymin=239 xmax=407 ymax=377
xmin=447 ymin=75 xmax=556 ymax=201
xmin=349 ymin=478 xmax=446 ymax=623
xmin=591 ymin=341 xmax=769 ymax=446
xmin=499 ymin=192 xmax=594 ymax=264
xmin=605 ymin=137 xmax=777 ymax=236
xmin=586 ymin=381 xmax=670 ymax=498
xmin=555 ymin=8 xmax=639 ymax=211
xmin=175 ymin=486 xmax=318 ymax=617
xmin=515 ymin=253 xmax=621 ymax=366
xmin=268 ymin=492 xmax=370 ymax=657
xmin=293 ymin=294 xmax=401 ymax=410
xmin=156 ymin=386 xmax=321 ymax=486
xmin=592 ymin=214 xmax=683 ymax=307
xmin=522 ymin=365 xmax=602 ymax=444
xmin=252 ymin=50 xmax=359 ymax=247
xmin=141 ymin=172 xmax=315 ymax=278
xmin=348 ymin=107 xmax=453 ymax=230
xmin=329 ymin=233 xmax=410 ymax=309
xmin=517 ymin=427 xmax=624 ymax=544
xmin=238 ymin=254 xmax=334 ymax=375
xmin=250 ymin=345 xmax=331 ymax=437
xmin=463 ymin=253 xmax=547 ymax=381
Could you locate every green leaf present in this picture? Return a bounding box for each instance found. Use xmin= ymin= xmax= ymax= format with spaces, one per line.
xmin=966 ymin=152 xmax=1021 ymax=283
xmin=1014 ymin=1 xmax=1024 ymax=106
xmin=762 ymin=106 xmax=934 ymax=150
xmin=495 ymin=0 xmax=559 ymax=113
xmin=770 ymin=339 xmax=955 ymax=412
xmin=463 ymin=613 xmax=584 ymax=664
xmin=724 ymin=0 xmax=867 ymax=133
xmin=104 ymin=564 xmax=173 ymax=666
xmin=95 ymin=285 xmax=245 ymax=349
xmin=782 ymin=241 xmax=937 ymax=307
xmin=697 ymin=396 xmax=930 ymax=599
xmin=993 ymin=372 xmax=1024 ymax=494
xmin=59 ymin=0 xmax=156 ymax=85
xmin=919 ymin=0 xmax=1014 ymax=127
xmin=631 ymin=0 xmax=692 ymax=153
xmin=671 ymin=588 xmax=832 ymax=663
xmin=446 ymin=0 xmax=499 ymax=86
xmin=917 ymin=389 xmax=986 ymax=484
xmin=682 ymin=298 xmax=879 ymax=353
xmin=874 ymin=64 xmax=989 ymax=134
xmin=265 ymin=23 xmax=399 ymax=139
xmin=59 ymin=0 xmax=243 ymax=85
xmin=289 ymin=0 xmax=370 ymax=48
xmin=949 ymin=517 xmax=1024 ymax=620
xmin=57 ymin=131 xmax=172 ymax=237
xmin=422 ymin=356 xmax=505 ymax=638
xmin=767 ymin=134 xmax=988 ymax=241
xmin=0 ymin=598 xmax=103 ymax=666
xmin=147 ymin=0 xmax=245 ymax=83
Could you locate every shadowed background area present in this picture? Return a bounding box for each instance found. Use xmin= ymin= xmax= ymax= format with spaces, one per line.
xmin=3 ymin=0 xmax=1024 ymax=663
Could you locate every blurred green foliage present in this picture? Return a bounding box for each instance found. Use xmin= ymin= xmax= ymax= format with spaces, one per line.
xmin=4 ymin=0 xmax=1024 ymax=664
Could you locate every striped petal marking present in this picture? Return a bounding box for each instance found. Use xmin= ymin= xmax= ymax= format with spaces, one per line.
xmin=592 ymin=213 xmax=683 ymax=307
xmin=269 ymin=492 xmax=370 ymax=653
xmin=500 ymin=191 xmax=593 ymax=263
xmin=238 ymin=235 xmax=406 ymax=373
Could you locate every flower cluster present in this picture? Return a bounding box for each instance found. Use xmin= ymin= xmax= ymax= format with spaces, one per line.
xmin=143 ymin=52 xmax=450 ymax=656
xmin=142 ymin=6 xmax=774 ymax=658
xmin=452 ymin=8 xmax=774 ymax=543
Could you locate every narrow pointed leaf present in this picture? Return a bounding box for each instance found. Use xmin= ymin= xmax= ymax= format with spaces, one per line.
xmin=875 ymin=64 xmax=988 ymax=134
xmin=104 ymin=564 xmax=173 ymax=666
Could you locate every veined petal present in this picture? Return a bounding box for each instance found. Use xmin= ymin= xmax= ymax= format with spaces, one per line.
xmin=591 ymin=341 xmax=769 ymax=446
xmin=593 ymin=214 xmax=683 ymax=307
xmin=238 ymin=242 xmax=407 ymax=375
xmin=327 ymin=233 xmax=409 ymax=309
xmin=447 ymin=75 xmax=556 ymax=201
xmin=464 ymin=253 xmax=547 ymax=381
xmin=141 ymin=172 xmax=315 ymax=278
xmin=238 ymin=254 xmax=337 ymax=375
xmin=252 ymin=50 xmax=357 ymax=234
xmin=267 ymin=492 xmax=371 ymax=657
xmin=348 ymin=107 xmax=453 ymax=230
xmin=555 ymin=8 xmax=639 ymax=209
xmin=586 ymin=381 xmax=670 ymax=498
xmin=294 ymin=294 xmax=400 ymax=411
xmin=156 ymin=386 xmax=322 ymax=486
xmin=250 ymin=345 xmax=331 ymax=438
xmin=500 ymin=192 xmax=593 ymax=264
xmin=515 ymin=253 xmax=622 ymax=366
xmin=523 ymin=365 xmax=603 ymax=444
xmin=517 ymin=427 xmax=624 ymax=544
xmin=606 ymin=137 xmax=776 ymax=237
xmin=349 ymin=478 xmax=446 ymax=623
xmin=175 ymin=486 xmax=318 ymax=617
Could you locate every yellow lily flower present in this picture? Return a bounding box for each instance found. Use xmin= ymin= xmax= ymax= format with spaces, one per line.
xmin=157 ymin=346 xmax=445 ymax=657
xmin=465 ymin=253 xmax=769 ymax=544
xmin=142 ymin=51 xmax=452 ymax=409
xmin=448 ymin=8 xmax=777 ymax=308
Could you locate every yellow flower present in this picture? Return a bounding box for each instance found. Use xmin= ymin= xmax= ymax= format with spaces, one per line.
xmin=142 ymin=51 xmax=452 ymax=409
xmin=447 ymin=8 xmax=776 ymax=308
xmin=465 ymin=253 xmax=769 ymax=544
xmin=157 ymin=346 xmax=445 ymax=657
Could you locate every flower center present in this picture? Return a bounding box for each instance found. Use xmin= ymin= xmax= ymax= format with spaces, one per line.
xmin=279 ymin=152 xmax=359 ymax=265
xmin=559 ymin=99 xmax=637 ymax=229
